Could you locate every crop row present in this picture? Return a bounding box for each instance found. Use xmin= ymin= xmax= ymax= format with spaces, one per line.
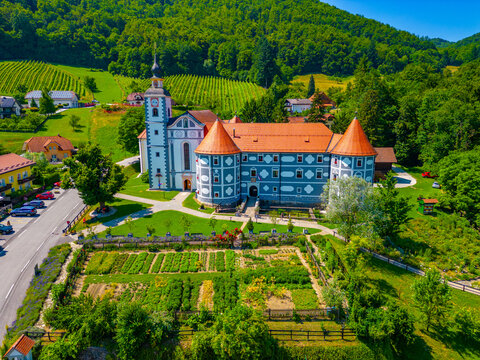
xmin=213 ymin=273 xmax=239 ymax=312
xmin=216 ymin=252 xmax=225 ymax=272
xmin=225 ymin=250 xmax=235 ymax=271
xmin=0 ymin=61 xmax=88 ymax=97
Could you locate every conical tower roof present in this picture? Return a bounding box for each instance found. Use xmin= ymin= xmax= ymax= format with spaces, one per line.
xmin=195 ymin=119 xmax=241 ymax=155
xmin=151 ymin=53 xmax=161 ymax=78
xmin=228 ymin=114 xmax=242 ymax=123
xmin=330 ymin=118 xmax=377 ymax=156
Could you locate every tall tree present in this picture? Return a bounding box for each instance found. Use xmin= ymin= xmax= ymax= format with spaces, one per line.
xmin=307 ymin=74 xmax=315 ymax=97
xmin=117 ymin=107 xmax=145 ymax=154
xmin=308 ymin=91 xmax=327 ymax=123
xmin=84 ymin=76 xmax=97 ymax=92
xmin=69 ymin=114 xmax=80 ymax=131
xmin=39 ymin=89 xmax=55 ymax=115
xmin=252 ymin=36 xmax=278 ymax=88
xmin=412 ymin=269 xmax=451 ymax=331
xmin=62 ymin=143 xmax=127 ymax=209
xmin=374 ymin=172 xmax=412 ymax=238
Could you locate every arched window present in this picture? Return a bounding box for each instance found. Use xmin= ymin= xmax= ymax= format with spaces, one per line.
xmin=183 ymin=119 xmax=188 ymax=128
xmin=183 ymin=143 xmax=190 ymax=170
xmin=153 ymin=108 xmax=158 ymax=117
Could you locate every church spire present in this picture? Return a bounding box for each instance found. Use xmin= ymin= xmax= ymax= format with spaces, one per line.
xmin=151 ymin=42 xmax=163 ymax=88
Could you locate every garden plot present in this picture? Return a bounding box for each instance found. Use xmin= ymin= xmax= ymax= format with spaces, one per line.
xmin=78 ymin=247 xmax=320 ymax=311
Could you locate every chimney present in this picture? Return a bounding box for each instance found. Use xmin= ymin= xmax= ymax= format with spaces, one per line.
xmin=233 ymin=128 xmax=236 ymax=138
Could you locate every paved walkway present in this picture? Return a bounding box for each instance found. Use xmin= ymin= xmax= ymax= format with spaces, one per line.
xmin=79 ymin=191 xmax=334 ymax=238
xmin=116 ymin=156 xmax=140 ymax=167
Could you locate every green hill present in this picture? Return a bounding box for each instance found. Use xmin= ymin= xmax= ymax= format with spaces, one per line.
xmin=0 ymin=61 xmax=90 ymax=99
xmin=116 ymin=74 xmax=266 ymax=116
xmin=0 ymin=0 xmax=442 ymax=81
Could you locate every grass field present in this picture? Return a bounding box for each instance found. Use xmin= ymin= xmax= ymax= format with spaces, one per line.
xmin=120 ymin=164 xmax=179 ymax=201
xmin=0 ymin=60 xmax=90 ymax=99
xmin=182 ymin=193 xmax=215 ymax=214
xmin=292 ymin=73 xmax=354 ymax=93
xmin=73 ymin=198 xmax=152 ymax=232
xmin=329 ymin=236 xmax=480 ymax=360
xmin=56 ymin=65 xmax=123 ymax=103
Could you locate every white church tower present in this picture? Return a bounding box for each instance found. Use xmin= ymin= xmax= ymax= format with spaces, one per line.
xmin=145 ymin=53 xmax=173 ymax=189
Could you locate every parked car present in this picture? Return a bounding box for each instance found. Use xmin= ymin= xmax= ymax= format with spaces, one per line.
xmin=0 ymin=223 xmax=13 ymax=234
xmin=36 ymin=191 xmax=54 ymax=200
xmin=422 ymin=172 xmax=438 ymax=178
xmin=432 ymin=182 xmax=441 ymax=189
xmin=23 ymin=200 xmax=45 ymax=208
xmin=10 ymin=206 xmax=37 ymax=217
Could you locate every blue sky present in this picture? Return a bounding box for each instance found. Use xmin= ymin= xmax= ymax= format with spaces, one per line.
xmin=325 ymin=0 xmax=480 ymax=42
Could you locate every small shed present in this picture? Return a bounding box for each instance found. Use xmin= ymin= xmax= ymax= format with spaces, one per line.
xmin=3 ymin=334 xmax=35 ymax=360
xmin=418 ymin=198 xmax=438 ymax=215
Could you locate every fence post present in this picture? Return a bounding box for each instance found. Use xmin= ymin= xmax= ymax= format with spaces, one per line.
xmin=290 ymin=329 xmax=293 ymax=340
xmin=341 ymin=327 xmax=344 ymax=340
xmin=268 ymin=308 xmax=271 ymax=320
xmin=307 ymin=330 xmax=309 ymax=341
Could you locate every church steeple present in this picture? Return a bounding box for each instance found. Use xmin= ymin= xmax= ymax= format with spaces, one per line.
xmin=151 ymin=43 xmax=163 ymax=88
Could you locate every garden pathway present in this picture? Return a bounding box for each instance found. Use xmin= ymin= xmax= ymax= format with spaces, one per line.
xmin=295 ymin=248 xmax=324 ymax=305
xmin=79 ymin=191 xmax=337 ymax=238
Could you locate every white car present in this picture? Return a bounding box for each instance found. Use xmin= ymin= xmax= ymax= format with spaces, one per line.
xmin=432 ymin=182 xmax=441 ymax=189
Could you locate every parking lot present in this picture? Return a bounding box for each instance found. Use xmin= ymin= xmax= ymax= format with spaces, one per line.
xmin=0 ymin=189 xmax=65 ymax=242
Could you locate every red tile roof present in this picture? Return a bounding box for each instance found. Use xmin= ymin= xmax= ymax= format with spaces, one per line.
xmin=330 ymin=118 xmax=377 ymax=156
xmin=24 ymin=135 xmax=74 ymax=153
xmin=195 ymin=120 xmax=241 ymax=155
xmin=4 ymin=334 xmax=35 ymax=357
xmin=374 ymin=147 xmax=397 ymax=163
xmin=222 ymin=123 xmax=334 ymax=153
xmin=0 ymin=153 xmax=35 ymax=175
xmin=288 ymin=117 xmax=307 ymax=123
xmin=126 ymin=92 xmax=144 ymax=101
xmin=137 ymin=129 xmax=147 ymax=139
xmin=225 ymin=114 xmax=243 ymax=124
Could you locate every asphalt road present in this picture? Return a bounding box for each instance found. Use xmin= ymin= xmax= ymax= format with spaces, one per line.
xmin=0 ymin=189 xmax=84 ymax=343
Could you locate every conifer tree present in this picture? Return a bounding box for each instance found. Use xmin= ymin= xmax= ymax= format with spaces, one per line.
xmin=30 ymin=98 xmax=37 ymax=108
xmin=39 ymin=89 xmax=55 ymax=115
xmin=307 ymin=75 xmax=315 ymax=97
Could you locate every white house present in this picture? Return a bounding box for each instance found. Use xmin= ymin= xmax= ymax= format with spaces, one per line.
xmin=3 ymin=334 xmax=35 ymax=360
xmin=0 ymin=96 xmax=22 ymax=118
xmin=138 ymin=129 xmax=148 ymax=173
xmin=25 ymin=91 xmax=79 ymax=108
xmin=285 ymin=98 xmax=312 ymax=113
xmin=127 ymin=92 xmax=145 ymax=106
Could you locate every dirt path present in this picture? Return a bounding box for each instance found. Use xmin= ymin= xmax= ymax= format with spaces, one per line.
xmin=295 ymin=248 xmax=323 ymax=305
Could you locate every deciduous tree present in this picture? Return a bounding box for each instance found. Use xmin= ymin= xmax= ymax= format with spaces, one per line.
xmin=117 ymin=106 xmax=145 ymax=154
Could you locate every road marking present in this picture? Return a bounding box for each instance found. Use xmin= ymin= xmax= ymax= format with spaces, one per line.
xmin=5 ymin=284 xmax=14 ymax=299
xmin=21 ymin=259 xmax=31 ymax=273
xmin=36 ymin=245 xmax=42 ymax=252
xmin=62 ymin=214 xmax=69 ymax=221
xmin=18 ymin=230 xmax=25 ymax=237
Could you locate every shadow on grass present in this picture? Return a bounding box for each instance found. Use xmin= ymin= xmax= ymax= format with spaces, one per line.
xmin=426 ymin=326 xmax=480 ymax=359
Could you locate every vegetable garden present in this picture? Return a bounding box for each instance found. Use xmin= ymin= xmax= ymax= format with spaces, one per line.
xmin=79 ymin=248 xmax=320 ymax=312
xmin=0 ymin=61 xmax=89 ymax=98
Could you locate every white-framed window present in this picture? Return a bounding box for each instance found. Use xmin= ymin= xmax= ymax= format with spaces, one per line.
xmin=64 ymin=153 xmax=68 ymax=158
xmin=214 ymin=192 xmax=219 ymax=198
xmin=154 ymin=130 xmax=159 ymax=135
xmin=273 ymin=186 xmax=278 ymax=192
xmin=334 ymin=157 xmax=338 ymax=165
xmin=272 ymin=169 xmax=279 ymax=178
xmin=297 ymin=155 xmax=303 ymax=163
xmin=357 ymin=159 xmax=363 ymax=167
xmin=316 ymin=169 xmax=322 ymax=179
xmin=317 ymin=155 xmax=323 ymax=163
xmin=153 ymin=108 xmax=159 ymax=117
xmin=237 ymin=174 xmax=240 ymax=180
xmin=242 ymin=154 xmax=247 ymax=162
xmin=258 ymin=154 xmax=263 ymax=162
xmin=183 ymin=119 xmax=188 ymax=128
xmin=156 ymin=168 xmax=160 ymax=174
xmin=251 ymin=168 xmax=257 ymax=177
xmin=237 ymin=155 xmax=240 ymax=163
xmin=214 ymin=176 xmax=219 ymax=183
xmin=183 ymin=143 xmax=191 ymax=170
xmin=333 ymin=174 xmax=338 ymax=180
xmin=297 ymin=187 xmax=302 ymax=194
xmin=296 ymin=169 xmax=303 ymax=179
xmin=213 ymin=156 xmax=219 ymax=165
xmin=155 ymin=152 xmax=160 ymax=157
xmin=9 ymin=176 xmax=13 ymax=183
xmin=273 ymin=154 xmax=279 ymax=162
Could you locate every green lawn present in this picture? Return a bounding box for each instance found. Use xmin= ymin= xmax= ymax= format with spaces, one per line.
xmin=56 ymin=65 xmax=123 ymax=103
xmin=73 ymin=198 xmax=152 ymax=232
xmin=395 ymin=166 xmax=445 ymax=219
xmin=119 ymin=164 xmax=179 ymax=201
xmin=329 ymin=236 xmax=480 ymax=360
xmin=182 ymin=193 xmax=215 ymax=213
xmin=98 ymin=210 xmax=242 ymax=237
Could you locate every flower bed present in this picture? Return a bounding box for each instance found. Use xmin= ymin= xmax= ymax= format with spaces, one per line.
xmin=4 ymin=243 xmax=71 ymax=344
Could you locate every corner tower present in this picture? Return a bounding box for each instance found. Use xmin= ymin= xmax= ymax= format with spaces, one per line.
xmin=145 ymin=53 xmax=173 ymax=189
xmin=195 ymin=120 xmax=241 ymax=207
xmin=329 ymin=118 xmax=377 ymax=183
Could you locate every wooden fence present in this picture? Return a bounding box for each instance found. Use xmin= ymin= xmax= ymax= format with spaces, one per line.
xmin=331 ymin=231 xmax=480 ymax=297
xmin=305 ymin=242 xmax=328 ymax=286
xmin=176 ymin=328 xmax=355 ymax=341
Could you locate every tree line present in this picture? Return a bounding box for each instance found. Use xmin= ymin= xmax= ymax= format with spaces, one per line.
xmin=0 ymin=0 xmax=452 ymax=85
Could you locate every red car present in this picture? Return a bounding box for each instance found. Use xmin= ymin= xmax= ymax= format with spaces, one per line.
xmin=36 ymin=191 xmax=55 ymax=200
xmin=54 ymin=181 xmax=62 ymax=188
xmin=421 ymin=172 xmax=438 ymax=179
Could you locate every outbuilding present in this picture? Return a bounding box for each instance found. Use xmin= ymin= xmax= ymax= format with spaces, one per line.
xmin=3 ymin=334 xmax=35 ymax=360
xmin=418 ymin=198 xmax=438 ymax=215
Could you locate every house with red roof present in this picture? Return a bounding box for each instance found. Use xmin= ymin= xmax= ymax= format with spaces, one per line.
xmin=0 ymin=153 xmax=36 ymax=196
xmin=23 ymin=135 xmax=75 ymax=163
xmin=140 ymin=56 xmax=377 ymax=206
xmin=127 ymin=92 xmax=145 ymax=106
xmin=3 ymin=334 xmax=35 ymax=360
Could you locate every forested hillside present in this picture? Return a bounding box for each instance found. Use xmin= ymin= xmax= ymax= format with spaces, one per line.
xmin=0 ymin=0 xmax=446 ymax=84
xmin=441 ymin=32 xmax=480 ymax=64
